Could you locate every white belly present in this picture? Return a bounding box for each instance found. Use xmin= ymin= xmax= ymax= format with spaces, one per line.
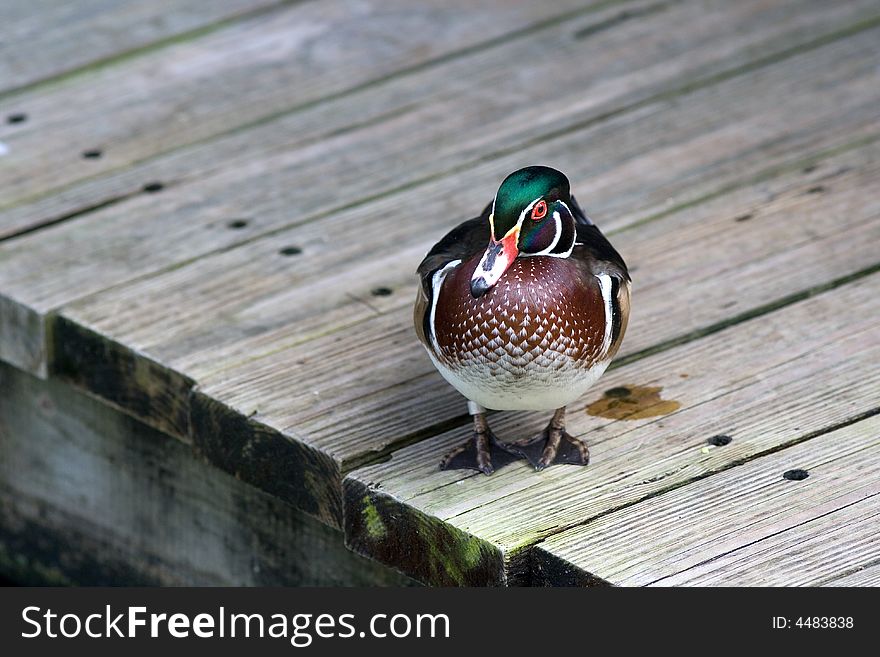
xmin=426 ymin=348 xmax=611 ymax=411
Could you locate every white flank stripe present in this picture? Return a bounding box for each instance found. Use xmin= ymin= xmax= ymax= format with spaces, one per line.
xmin=428 ymin=259 xmax=462 ymax=356
xmin=596 ymin=274 xmax=614 ymax=355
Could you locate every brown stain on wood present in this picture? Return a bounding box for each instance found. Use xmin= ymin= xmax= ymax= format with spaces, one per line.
xmin=586 ymin=385 xmax=681 ymax=419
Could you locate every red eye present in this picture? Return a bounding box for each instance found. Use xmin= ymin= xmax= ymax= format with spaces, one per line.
xmin=531 ymin=200 xmax=548 ymax=221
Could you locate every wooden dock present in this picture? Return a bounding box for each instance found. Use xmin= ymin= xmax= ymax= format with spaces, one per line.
xmin=1 ymin=0 xmax=878 ymax=586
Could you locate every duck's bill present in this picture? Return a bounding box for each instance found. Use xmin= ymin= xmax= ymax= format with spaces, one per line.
xmin=470 ymin=229 xmax=519 ymax=298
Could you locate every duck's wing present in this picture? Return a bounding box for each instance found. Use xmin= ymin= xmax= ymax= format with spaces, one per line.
xmin=414 ymin=201 xmax=492 ymax=346
xmin=570 ymin=194 xmax=631 ymax=359
xmin=416 ymin=201 xmax=492 ymax=291
xmin=570 ymin=194 xmax=630 ymax=282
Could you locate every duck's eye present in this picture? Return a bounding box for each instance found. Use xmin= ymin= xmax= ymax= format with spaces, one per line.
xmin=531 ymin=200 xmax=548 ymax=221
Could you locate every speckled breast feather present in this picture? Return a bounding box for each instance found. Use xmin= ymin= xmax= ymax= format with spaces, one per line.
xmin=430 ymin=252 xmax=610 ymax=409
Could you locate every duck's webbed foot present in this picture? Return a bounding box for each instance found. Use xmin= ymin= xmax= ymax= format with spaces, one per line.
xmin=514 ymin=407 xmax=589 ymax=471
xmin=440 ymin=406 xmax=524 ymax=475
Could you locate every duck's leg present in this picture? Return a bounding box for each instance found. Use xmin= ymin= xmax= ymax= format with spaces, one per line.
xmin=440 ymin=402 xmax=524 ymax=475
xmin=514 ymin=407 xmax=590 ymax=471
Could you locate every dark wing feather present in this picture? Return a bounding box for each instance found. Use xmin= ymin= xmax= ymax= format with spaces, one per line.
xmin=416 ymin=201 xmax=492 ymax=294
xmin=570 ymin=195 xmax=632 ymax=357
xmin=570 ymin=194 xmax=630 ymax=282
xmin=413 ymin=201 xmax=491 ymax=347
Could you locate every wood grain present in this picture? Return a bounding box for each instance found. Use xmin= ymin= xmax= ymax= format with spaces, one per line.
xmin=2 ymin=1 xmax=878 ymax=587
xmin=0 ymin=0 xmax=875 ymax=242
xmin=0 ymin=0 xmax=285 ymax=95
xmin=167 ymin=139 xmax=880 ymax=520
xmin=822 ymin=563 xmax=880 ymax=587
xmin=0 ymin=0 xmax=599 ymax=231
xmin=48 ymin=131 xmax=880 ymax=526
xmin=7 ymin=13 xmax=874 ymax=380
xmin=531 ymin=416 xmax=880 ymax=586
xmin=655 ymin=498 xmax=880 ymax=586
xmin=0 ymin=361 xmax=412 ymax=586
xmin=343 ymin=272 xmax=880 ymax=585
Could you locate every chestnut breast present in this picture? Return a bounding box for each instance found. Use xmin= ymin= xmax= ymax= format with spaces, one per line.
xmin=433 ymin=252 xmax=608 ymax=378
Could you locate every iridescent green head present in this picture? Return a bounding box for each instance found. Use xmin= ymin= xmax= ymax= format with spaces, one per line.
xmin=491 ymin=166 xmax=571 ymax=240
xmin=471 ymin=166 xmax=578 ymax=297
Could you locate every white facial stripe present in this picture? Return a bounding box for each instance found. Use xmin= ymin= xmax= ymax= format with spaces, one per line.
xmin=523 ymin=210 xmax=562 ymax=257
xmin=548 ymin=211 xmax=562 ymax=252
xmin=517 ymin=197 xmax=541 ymax=227
xmin=555 ymin=201 xmax=583 ymax=258
xmin=522 ymin=208 xmax=575 ymax=259
xmin=490 ymin=189 xmax=500 ymax=237
xmin=498 ymin=196 xmax=547 ymax=239
xmin=596 ymin=274 xmax=614 ymax=355
xmin=429 ymin=259 xmax=462 ymax=355
xmin=554 ymin=230 xmax=575 ymax=258
xmin=557 ymin=201 xmax=583 ymax=258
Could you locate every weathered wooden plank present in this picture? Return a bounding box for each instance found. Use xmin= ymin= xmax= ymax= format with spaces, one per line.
xmin=530 ymin=416 xmax=880 ymax=586
xmin=343 ymin=272 xmax=880 ymax=585
xmin=2 ymin=2 xmax=877 ymax=377
xmin=0 ymin=361 xmax=413 ymax=586
xmin=53 ymin=130 xmax=880 ymax=528
xmin=0 ymin=0 xmax=599 ymax=230
xmin=823 ymin=563 xmax=880 ymax=587
xmin=653 ymin=499 xmax=880 ymax=586
xmin=189 ymin=391 xmax=345 ymax=528
xmin=117 ymin=138 xmax=878 ymax=526
xmin=3 ymin=0 xmax=876 ymax=236
xmin=0 ymin=0 xmax=875 ymax=237
xmin=5 ymin=0 xmax=857 ymax=238
xmin=30 ymin=18 xmax=880 ymax=384
xmin=0 ymin=292 xmax=45 ymax=376
xmin=49 ymin=317 xmax=196 ymax=439
xmin=0 ymin=1 xmax=286 ymax=96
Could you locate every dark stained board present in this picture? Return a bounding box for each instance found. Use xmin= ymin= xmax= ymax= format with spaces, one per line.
xmin=0 ymin=361 xmax=413 ymax=586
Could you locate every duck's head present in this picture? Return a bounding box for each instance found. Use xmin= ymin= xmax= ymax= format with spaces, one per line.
xmin=471 ymin=165 xmax=577 ymax=298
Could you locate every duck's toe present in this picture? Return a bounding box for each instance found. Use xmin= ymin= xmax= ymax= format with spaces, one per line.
xmin=515 ymin=428 xmax=589 ymax=471
xmin=440 ymin=426 xmax=524 ymax=475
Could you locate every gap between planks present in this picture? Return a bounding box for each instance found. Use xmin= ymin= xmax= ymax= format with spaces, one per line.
xmin=342 ymin=271 xmax=880 ymax=585
xmin=1 ymin=0 xmax=875 ymax=239
xmin=43 ymin=132 xmax=880 ymax=527
xmin=531 ymin=415 xmax=880 ymax=586
xmin=6 ymin=8 xmax=879 ymax=380
xmin=0 ymin=0 xmax=291 ymax=99
xmin=0 ymin=0 xmax=616 ymax=220
xmin=1 ymin=2 xmax=872 ymax=532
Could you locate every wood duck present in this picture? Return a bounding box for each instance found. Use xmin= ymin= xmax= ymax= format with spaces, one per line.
xmin=414 ymin=166 xmax=631 ymax=474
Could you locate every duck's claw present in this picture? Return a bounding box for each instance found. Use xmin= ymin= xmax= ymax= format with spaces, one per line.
xmin=515 ymin=429 xmax=589 ymax=471
xmin=440 ymin=419 xmax=524 ymax=475
xmin=514 ymin=407 xmax=589 ymax=471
